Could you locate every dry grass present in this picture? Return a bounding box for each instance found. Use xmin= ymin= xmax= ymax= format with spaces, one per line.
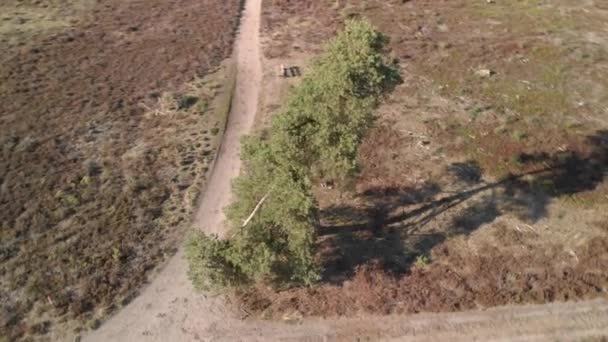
xmin=251 ymin=0 xmax=608 ymax=319
xmin=0 ymin=0 xmax=96 ymax=50
xmin=1 ymin=61 xmax=236 ymax=341
xmin=0 ymin=0 xmax=240 ymax=339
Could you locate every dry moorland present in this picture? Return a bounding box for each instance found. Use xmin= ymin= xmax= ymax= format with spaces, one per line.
xmin=2 ymin=0 xmax=608 ymax=339
xmin=238 ymin=0 xmax=608 ymax=317
xmin=0 ymin=0 xmax=240 ymax=339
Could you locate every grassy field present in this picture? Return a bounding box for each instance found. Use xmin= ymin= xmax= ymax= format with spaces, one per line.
xmin=0 ymin=0 xmax=239 ymax=340
xmin=238 ymin=0 xmax=608 ymax=318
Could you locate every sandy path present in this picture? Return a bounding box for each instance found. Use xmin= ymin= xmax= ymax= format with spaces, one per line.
xmin=200 ymin=298 xmax=608 ymax=341
xmin=85 ymin=0 xmax=608 ymax=340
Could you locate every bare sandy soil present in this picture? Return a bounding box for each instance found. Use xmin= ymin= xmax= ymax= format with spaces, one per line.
xmin=84 ymin=0 xmax=608 ymax=341
xmin=90 ymin=296 xmax=608 ymax=341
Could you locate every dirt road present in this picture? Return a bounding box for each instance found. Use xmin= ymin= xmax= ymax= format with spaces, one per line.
xmin=84 ymin=0 xmax=608 ymax=340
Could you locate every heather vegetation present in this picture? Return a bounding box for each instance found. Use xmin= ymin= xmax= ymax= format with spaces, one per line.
xmin=0 ymin=0 xmax=241 ymax=339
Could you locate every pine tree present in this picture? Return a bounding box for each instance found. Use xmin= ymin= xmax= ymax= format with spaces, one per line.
xmin=186 ymin=19 xmax=400 ymax=291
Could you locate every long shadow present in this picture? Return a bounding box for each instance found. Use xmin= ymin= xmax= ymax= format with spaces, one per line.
xmin=318 ymin=130 xmax=608 ymax=283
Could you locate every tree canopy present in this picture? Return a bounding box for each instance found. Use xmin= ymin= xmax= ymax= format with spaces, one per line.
xmin=186 ymin=19 xmax=400 ymax=291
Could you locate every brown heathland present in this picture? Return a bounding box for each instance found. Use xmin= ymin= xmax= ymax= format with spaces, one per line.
xmin=0 ymin=0 xmax=240 ymax=339
xmin=238 ymin=0 xmax=608 ymax=318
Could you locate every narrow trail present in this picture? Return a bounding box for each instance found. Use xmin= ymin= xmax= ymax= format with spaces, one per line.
xmin=84 ymin=0 xmax=608 ymax=340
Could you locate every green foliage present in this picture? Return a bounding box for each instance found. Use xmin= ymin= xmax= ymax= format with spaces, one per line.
xmin=272 ymin=19 xmax=400 ymax=181
xmin=185 ymin=233 xmax=246 ymax=291
xmin=186 ymin=19 xmax=400 ymax=290
xmin=415 ymin=255 xmax=430 ymax=268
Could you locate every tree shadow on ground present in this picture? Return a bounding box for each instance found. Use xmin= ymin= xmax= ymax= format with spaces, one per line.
xmin=318 ymin=130 xmax=608 ymax=283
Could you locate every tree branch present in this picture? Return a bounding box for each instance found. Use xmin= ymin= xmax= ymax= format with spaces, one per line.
xmin=242 ymin=191 xmax=270 ymax=228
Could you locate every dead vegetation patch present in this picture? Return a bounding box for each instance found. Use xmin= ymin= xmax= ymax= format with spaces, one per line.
xmin=240 ymin=230 xmax=608 ymax=318
xmin=237 ymin=127 xmax=608 ymax=318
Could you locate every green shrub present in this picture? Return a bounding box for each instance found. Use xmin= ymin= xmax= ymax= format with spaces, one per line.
xmin=186 ymin=19 xmax=400 ymax=290
xmin=415 ymin=255 xmax=430 ymax=268
xmin=185 ymin=233 xmax=245 ymax=291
